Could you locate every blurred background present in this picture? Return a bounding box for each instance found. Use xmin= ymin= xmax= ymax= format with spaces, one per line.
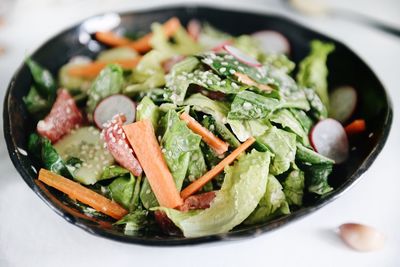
xmin=0 ymin=1 xmax=399 ymax=267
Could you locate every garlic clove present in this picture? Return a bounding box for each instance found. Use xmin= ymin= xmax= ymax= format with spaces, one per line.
xmin=339 ymin=223 xmax=385 ymax=252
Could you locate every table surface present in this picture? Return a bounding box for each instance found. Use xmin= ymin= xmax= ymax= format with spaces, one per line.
xmin=0 ymin=0 xmax=399 ymax=266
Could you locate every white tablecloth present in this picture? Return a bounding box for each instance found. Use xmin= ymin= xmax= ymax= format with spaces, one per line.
xmin=0 ymin=0 xmax=399 ymax=266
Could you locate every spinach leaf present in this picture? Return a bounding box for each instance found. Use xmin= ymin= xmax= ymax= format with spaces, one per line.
xmin=28 ymin=133 xmax=71 ymax=178
xmin=101 ymin=165 xmax=130 ymax=180
xmin=244 ymin=175 xmax=290 ymax=225
xmin=23 ymin=86 xmax=50 ymax=117
xmin=297 ymin=40 xmax=334 ymax=108
xmin=115 ymin=209 xmax=148 ymax=234
xmin=295 ymin=144 xmax=334 ymax=195
xmin=86 ymin=64 xmax=124 ymax=119
xmin=140 ymin=178 xmax=159 ymax=210
xmin=109 ymin=174 xmax=136 ymax=210
xmin=26 ymin=58 xmax=57 ymax=102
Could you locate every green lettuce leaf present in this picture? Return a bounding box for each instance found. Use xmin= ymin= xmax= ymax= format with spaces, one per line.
xmin=136 ymin=96 xmax=160 ymax=127
xmin=296 ymin=40 xmax=334 ymax=108
xmin=101 ymin=165 xmax=130 ymax=180
xmin=227 ymin=118 xmax=270 ymax=142
xmin=202 ymin=115 xmax=240 ymax=148
xmin=155 ymin=149 xmax=271 ymax=237
xmin=26 ymin=58 xmax=57 ymax=102
xmin=244 ymin=174 xmax=290 ymax=224
xmin=23 ymin=85 xmax=50 ymax=118
xmin=282 ymin=166 xmax=305 ymax=206
xmin=115 ymin=209 xmax=148 ymax=234
xmin=109 ymin=174 xmax=136 ymax=210
xmin=97 ymin=47 xmax=138 ymax=62
xmin=257 ymin=126 xmax=297 ymax=175
xmin=269 ymin=109 xmax=309 ymax=145
xmin=184 ymin=93 xmax=229 ymax=123
xmin=295 ymin=143 xmax=334 ymax=195
xmin=86 ymin=64 xmax=124 ymax=119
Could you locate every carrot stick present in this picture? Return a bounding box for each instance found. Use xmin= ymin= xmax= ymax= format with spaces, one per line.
xmin=180 ymin=137 xmax=256 ymax=199
xmin=345 ymin=119 xmax=366 ymax=135
xmin=123 ymin=120 xmax=183 ymax=208
xmin=68 ymin=58 xmax=141 ymax=78
xmin=38 ymin=169 xmax=128 ymax=220
xmin=95 ymin=31 xmax=131 ymax=46
xmin=180 ymin=113 xmax=229 ymax=155
xmin=127 ymin=17 xmax=181 ymax=53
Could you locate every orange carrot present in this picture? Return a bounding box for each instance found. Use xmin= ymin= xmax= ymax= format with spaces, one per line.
xmin=180 ymin=137 xmax=256 ymax=199
xmin=123 ymin=120 xmax=183 ymax=208
xmin=234 ymin=72 xmax=273 ymax=92
xmin=38 ymin=169 xmax=128 ymax=220
xmin=95 ymin=31 xmax=131 ymax=46
xmin=180 ymin=112 xmax=228 ymax=155
xmin=68 ymin=58 xmax=141 ymax=78
xmin=127 ymin=17 xmax=181 ymax=53
xmin=345 ymin=119 xmax=366 ymax=135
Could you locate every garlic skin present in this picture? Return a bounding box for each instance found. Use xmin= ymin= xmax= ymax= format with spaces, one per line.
xmin=339 ymin=223 xmax=385 ymax=252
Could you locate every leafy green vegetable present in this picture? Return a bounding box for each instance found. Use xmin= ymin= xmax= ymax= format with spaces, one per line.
xmin=115 ymin=209 xmax=148 ymax=234
xmin=282 ymin=166 xmax=305 ymax=206
xmin=227 ymin=118 xmax=270 ymax=142
xmin=269 ymin=109 xmax=309 ymax=145
xmin=26 ymin=58 xmax=57 ymax=102
xmin=28 ymin=133 xmax=72 ymax=178
xmin=303 ymin=87 xmax=328 ymax=120
xmin=296 ymin=144 xmax=334 ymax=195
xmin=140 ymin=178 xmax=159 ymax=210
xmin=244 ymin=175 xmax=290 ymax=224
xmin=59 ymin=58 xmax=92 ymax=92
xmin=186 ymin=148 xmax=207 ymax=182
xmin=109 ymin=174 xmax=136 ymax=210
xmin=202 ymin=116 xmax=240 ymax=148
xmin=184 ymin=93 xmax=229 ymax=123
xmin=23 ymin=86 xmax=50 ymax=117
xmin=170 ymin=56 xmax=200 ymax=74
xmin=86 ymin=64 xmax=124 ymax=119
xmin=155 ymin=150 xmax=271 ymax=237
xmin=260 ymin=54 xmax=295 ymax=74
xmin=296 ymin=40 xmax=334 ymax=108
xmin=228 ymin=91 xmax=280 ymax=120
xmin=257 ymin=126 xmax=296 ymax=175
xmin=101 ymin=165 xmax=130 ymax=180
xmin=136 ymin=96 xmax=160 ymax=127
xmin=160 ymin=110 xmax=201 ymax=190
xmin=289 ymin=108 xmax=313 ymax=133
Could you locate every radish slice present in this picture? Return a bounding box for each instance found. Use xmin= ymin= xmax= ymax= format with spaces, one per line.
xmin=223 ymin=45 xmax=262 ymax=67
xmin=329 ymin=86 xmax=357 ymax=123
xmin=187 ymin=19 xmax=201 ymax=41
xmin=251 ymin=31 xmax=290 ymax=54
xmin=212 ymin=40 xmax=233 ymax=52
xmin=310 ymin=118 xmax=349 ymax=164
xmin=94 ymin=94 xmax=136 ymax=129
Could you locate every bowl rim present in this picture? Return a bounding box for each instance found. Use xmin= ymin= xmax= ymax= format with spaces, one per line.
xmin=3 ymin=4 xmax=393 ymax=246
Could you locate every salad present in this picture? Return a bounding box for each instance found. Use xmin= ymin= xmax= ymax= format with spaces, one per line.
xmin=24 ymin=17 xmax=365 ymax=238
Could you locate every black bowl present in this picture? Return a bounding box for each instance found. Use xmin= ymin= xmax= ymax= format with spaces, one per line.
xmin=3 ymin=5 xmax=392 ymax=245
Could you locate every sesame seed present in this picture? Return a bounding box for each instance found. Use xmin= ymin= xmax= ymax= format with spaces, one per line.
xmin=229 ymin=69 xmax=236 ymax=74
xmin=113 ymin=124 xmax=118 ymax=131
xmin=234 ymin=61 xmax=239 ymax=65
xmin=207 ymin=79 xmax=213 ymax=85
xmin=368 ymin=133 xmax=374 ymax=138
xmin=128 ymin=149 xmax=133 ymax=153
xmin=117 ymin=128 xmax=123 ymax=134
xmin=111 ymin=137 xmax=116 ymax=143
xmin=118 ymin=139 xmax=123 ymax=145
xmin=108 ymin=132 xmax=114 ymax=139
xmin=103 ymin=143 xmax=107 ymax=149
xmin=221 ymin=61 xmax=228 ymax=66
xmin=231 ymin=82 xmax=239 ymax=89
xmin=122 ymin=133 xmax=126 ymax=139
xmin=219 ymin=67 xmax=226 ymax=73
xmin=238 ymin=66 xmax=244 ymax=71
xmin=351 ymin=147 xmax=357 ymax=151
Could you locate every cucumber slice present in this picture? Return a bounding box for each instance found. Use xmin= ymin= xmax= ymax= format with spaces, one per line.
xmin=54 ymin=126 xmax=114 ymax=185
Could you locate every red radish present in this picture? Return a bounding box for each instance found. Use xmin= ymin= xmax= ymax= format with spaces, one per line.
xmin=211 ymin=40 xmax=233 ymax=52
xmin=102 ymin=114 xmax=142 ymax=176
xmin=329 ymin=86 xmax=357 ymax=123
xmin=37 ymin=89 xmax=83 ymax=143
xmin=94 ymin=94 xmax=136 ymax=129
xmin=251 ymin=31 xmax=290 ymax=54
xmin=223 ymin=45 xmax=262 ymax=67
xmin=187 ymin=19 xmax=201 ymax=41
xmin=310 ymin=118 xmax=349 ymax=164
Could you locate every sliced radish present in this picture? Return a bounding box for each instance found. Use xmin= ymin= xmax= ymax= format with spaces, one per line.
xmin=251 ymin=31 xmax=290 ymax=55
xmin=162 ymin=55 xmax=186 ymax=73
xmin=187 ymin=19 xmax=201 ymax=41
xmin=329 ymin=86 xmax=357 ymax=123
xmin=310 ymin=118 xmax=349 ymax=164
xmin=223 ymin=45 xmax=262 ymax=67
xmin=212 ymin=40 xmax=233 ymax=52
xmin=94 ymin=94 xmax=136 ymax=129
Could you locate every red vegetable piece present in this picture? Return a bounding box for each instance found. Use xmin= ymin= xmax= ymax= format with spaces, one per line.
xmin=102 ymin=114 xmax=142 ymax=176
xmin=187 ymin=19 xmax=201 ymax=41
xmin=162 ymin=55 xmax=186 ymax=73
xmin=179 ymin=191 xmax=216 ymax=212
xmin=37 ymin=89 xmax=83 ymax=143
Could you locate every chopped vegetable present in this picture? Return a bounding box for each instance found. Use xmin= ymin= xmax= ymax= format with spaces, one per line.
xmin=123 ymin=120 xmax=183 ymax=208
xmin=345 ymin=119 xmax=366 ymax=135
xmin=94 ymin=94 xmax=136 ymax=129
xmin=329 ymin=86 xmax=357 ymax=123
xmin=38 ymin=169 xmax=128 ymax=219
xmin=180 ymin=113 xmax=229 ymax=155
xmin=180 ymin=137 xmax=256 ymax=199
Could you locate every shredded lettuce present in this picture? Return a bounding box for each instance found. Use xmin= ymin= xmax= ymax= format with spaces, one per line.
xmin=155 ymin=150 xmax=271 ymax=237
